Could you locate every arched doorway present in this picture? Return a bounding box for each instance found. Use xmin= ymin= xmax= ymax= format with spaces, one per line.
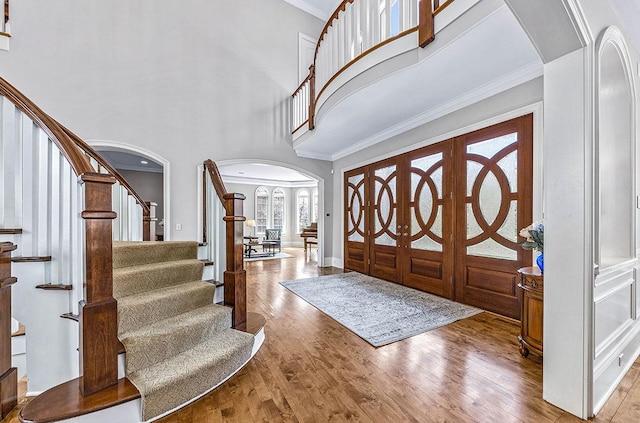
xmin=88 ymin=140 xmax=171 ymax=241
xmin=216 ymin=160 xmax=325 ymax=266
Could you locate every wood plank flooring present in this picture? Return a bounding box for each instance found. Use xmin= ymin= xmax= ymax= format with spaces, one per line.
xmin=5 ymin=248 xmax=640 ymax=422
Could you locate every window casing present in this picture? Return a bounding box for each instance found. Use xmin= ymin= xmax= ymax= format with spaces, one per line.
xmin=297 ymin=189 xmax=310 ymax=233
xmin=255 ymin=187 xmax=269 ymax=234
xmin=312 ymin=188 xmax=319 ymax=223
xmin=272 ymin=188 xmax=285 ymax=234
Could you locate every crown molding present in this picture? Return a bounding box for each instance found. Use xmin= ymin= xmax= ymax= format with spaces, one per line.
xmin=330 ymin=59 xmax=543 ymax=161
xmin=283 ymin=0 xmax=330 ymax=20
xmin=222 ymin=175 xmax=317 ymax=188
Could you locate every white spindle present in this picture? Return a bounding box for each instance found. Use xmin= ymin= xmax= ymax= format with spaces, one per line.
xmin=49 ymin=147 xmax=62 ymax=281
xmin=344 ymin=4 xmax=352 ymax=63
xmin=36 ymin=131 xmax=50 ymax=256
xmin=58 ymin=158 xmax=73 ymax=286
xmin=20 ymin=118 xmax=35 ymax=256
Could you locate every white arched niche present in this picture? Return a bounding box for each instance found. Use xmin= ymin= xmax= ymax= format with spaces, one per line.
xmin=592 ymin=25 xmax=638 ymax=414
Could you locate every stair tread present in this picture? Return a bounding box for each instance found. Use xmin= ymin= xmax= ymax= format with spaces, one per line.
xmin=120 ymin=304 xmax=232 ymax=374
xmin=118 ymin=280 xmax=216 ymax=335
xmin=129 ymin=328 xmax=253 ymax=385
xmin=113 ymin=258 xmax=204 ymax=298
xmin=120 ymin=303 xmax=231 ymax=341
xmin=128 ymin=328 xmax=254 ymax=420
xmin=112 ymin=241 xmax=199 ymax=268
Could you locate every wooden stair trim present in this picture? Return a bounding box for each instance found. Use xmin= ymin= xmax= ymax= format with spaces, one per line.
xmin=0 ymin=242 xmax=17 ymax=254
xmin=19 ymin=377 xmax=140 ymax=423
xmin=237 ymin=312 xmax=266 ymax=336
xmin=35 ymin=284 xmax=73 ymax=291
xmin=11 ymin=256 xmax=52 ymax=263
xmin=60 ymin=313 xmax=79 ymax=322
xmin=11 ymin=323 xmax=25 ymax=337
xmin=200 ymin=259 xmax=214 ymax=266
xmin=205 ymin=279 xmax=224 ymax=287
xmin=0 ymin=228 xmax=22 ymax=234
xmin=0 ymin=276 xmax=17 ymax=289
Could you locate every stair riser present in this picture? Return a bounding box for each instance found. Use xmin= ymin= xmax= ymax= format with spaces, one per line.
xmin=118 ymin=284 xmax=216 ymax=335
xmin=129 ymin=330 xmax=254 ymax=421
xmin=113 ymin=242 xmax=198 ymax=269
xmin=113 ymin=260 xmax=204 ymax=298
xmin=123 ymin=308 xmax=232 ymax=374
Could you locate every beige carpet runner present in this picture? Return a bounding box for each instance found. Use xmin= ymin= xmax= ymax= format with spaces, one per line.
xmin=113 ymin=241 xmax=254 ymax=421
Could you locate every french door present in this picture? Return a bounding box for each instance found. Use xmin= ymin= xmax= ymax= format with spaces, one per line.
xmin=344 ymin=115 xmax=533 ymax=319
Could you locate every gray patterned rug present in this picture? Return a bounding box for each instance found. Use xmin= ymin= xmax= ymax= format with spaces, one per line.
xmin=280 ymin=272 xmax=482 ymax=347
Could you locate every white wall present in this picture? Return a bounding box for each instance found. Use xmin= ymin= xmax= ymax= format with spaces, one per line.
xmin=1 ymin=0 xmax=331 ymax=249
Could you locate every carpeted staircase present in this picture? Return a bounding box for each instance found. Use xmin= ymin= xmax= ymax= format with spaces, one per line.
xmin=113 ymin=241 xmax=255 ymax=421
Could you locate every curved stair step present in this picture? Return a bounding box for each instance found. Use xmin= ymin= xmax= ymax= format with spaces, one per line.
xmin=128 ymin=328 xmax=255 ymax=421
xmin=113 ymin=259 xmax=204 ymax=298
xmin=113 ymin=241 xmax=198 ymax=269
xmin=120 ymin=304 xmax=232 ymax=374
xmin=117 ymin=281 xmax=215 ymax=335
xmin=18 ymin=312 xmax=266 ymax=422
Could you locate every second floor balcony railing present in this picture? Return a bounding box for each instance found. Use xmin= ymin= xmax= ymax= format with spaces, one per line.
xmin=2 ymin=0 xmax=10 ymax=35
xmin=292 ymin=0 xmax=454 ymax=134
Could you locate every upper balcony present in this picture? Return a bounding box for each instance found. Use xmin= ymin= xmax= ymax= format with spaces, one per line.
xmin=291 ymin=0 xmax=543 ymax=161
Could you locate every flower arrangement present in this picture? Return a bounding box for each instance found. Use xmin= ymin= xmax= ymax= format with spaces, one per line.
xmin=519 ymin=221 xmax=544 ymax=253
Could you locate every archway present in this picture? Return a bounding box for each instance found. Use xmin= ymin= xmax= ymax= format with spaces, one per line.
xmin=216 ymin=159 xmax=325 ymax=266
xmin=88 ymin=140 xmax=171 ymax=241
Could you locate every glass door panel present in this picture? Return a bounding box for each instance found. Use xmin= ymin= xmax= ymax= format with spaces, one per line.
xmin=344 ymin=167 xmax=369 ymax=273
xmin=369 ymin=159 xmax=400 ymax=281
xmin=455 ymin=115 xmax=533 ymax=319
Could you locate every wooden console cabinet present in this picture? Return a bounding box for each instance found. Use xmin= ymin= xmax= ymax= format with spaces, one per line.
xmin=517 ymin=267 xmax=543 ymax=358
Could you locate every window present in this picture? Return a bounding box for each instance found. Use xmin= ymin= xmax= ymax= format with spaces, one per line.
xmin=297 ymin=189 xmax=310 ymax=233
xmin=272 ymin=188 xmax=285 ymax=233
xmin=312 ymin=188 xmax=319 ymax=223
xmin=255 ymin=187 xmax=269 ymax=234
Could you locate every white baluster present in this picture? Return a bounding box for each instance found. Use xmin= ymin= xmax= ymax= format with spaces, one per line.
xmin=20 ymin=115 xmax=35 ymax=256
xmin=36 ymin=132 xmax=49 ymax=256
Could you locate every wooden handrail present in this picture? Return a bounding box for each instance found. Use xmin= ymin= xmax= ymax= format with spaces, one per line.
xmin=60 ymin=125 xmax=153 ymax=241
xmin=292 ymin=72 xmax=313 ymax=98
xmin=203 ymin=159 xmax=227 ymax=204
xmin=0 ymin=77 xmax=93 ymax=176
xmin=203 ymin=159 xmax=246 ymax=327
xmin=293 ymin=1 xmax=455 ymax=134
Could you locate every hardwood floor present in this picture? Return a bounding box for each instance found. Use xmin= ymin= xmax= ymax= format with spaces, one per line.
xmin=5 ymin=248 xmax=640 ymax=422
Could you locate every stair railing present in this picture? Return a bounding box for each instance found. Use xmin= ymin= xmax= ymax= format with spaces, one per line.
xmin=203 ymin=159 xmax=246 ymax=327
xmin=2 ymin=0 xmax=9 ymax=35
xmin=292 ymin=0 xmax=455 ymax=135
xmin=60 ymin=126 xmax=155 ymax=241
xmin=0 ymin=75 xmax=131 ymax=397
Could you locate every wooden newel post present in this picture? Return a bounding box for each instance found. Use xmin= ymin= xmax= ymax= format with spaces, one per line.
xmin=0 ymin=242 xmax=18 ymax=419
xmin=79 ymin=173 xmax=118 ymax=397
xmin=308 ymin=64 xmax=316 ymax=130
xmin=223 ymin=192 xmax=247 ymax=328
xmin=419 ymin=0 xmax=435 ymax=48
xmin=144 ymin=201 xmax=158 ymax=241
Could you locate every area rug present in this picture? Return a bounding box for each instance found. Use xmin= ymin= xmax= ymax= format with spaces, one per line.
xmin=244 ymin=252 xmax=293 ymax=262
xmin=280 ymin=272 xmax=482 ymax=347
